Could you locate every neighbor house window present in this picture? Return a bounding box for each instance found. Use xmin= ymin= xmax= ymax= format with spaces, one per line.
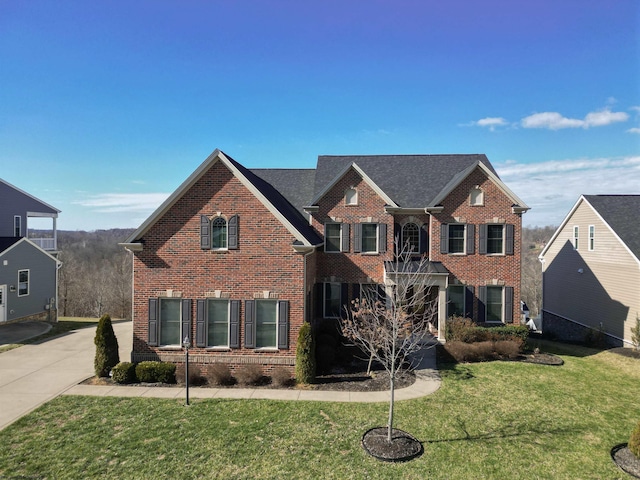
xmin=159 ymin=298 xmax=182 ymax=345
xmin=18 ymin=269 xmax=29 ymax=296
xmin=324 ymin=282 xmax=342 ymax=318
xmin=401 ymin=223 xmax=420 ymax=253
xmin=14 ymin=216 xmax=21 ymax=237
xmin=469 ymin=187 xmax=484 ymax=206
xmin=573 ymin=226 xmax=579 ymax=250
xmin=211 ymin=217 xmax=227 ymax=250
xmin=207 ymin=299 xmax=229 ymax=347
xmin=485 ymin=286 xmax=503 ymax=323
xmin=345 ymin=188 xmax=358 ymax=205
xmin=325 ymin=223 xmax=341 ymax=252
xmin=589 ymin=225 xmax=595 ymax=251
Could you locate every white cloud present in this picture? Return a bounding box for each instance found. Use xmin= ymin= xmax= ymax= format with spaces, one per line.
xmin=74 ymin=193 xmax=169 ymax=214
xmin=463 ymin=117 xmax=509 ymax=131
xmin=627 ymin=127 xmax=640 ymax=134
xmin=495 ymin=156 xmax=640 ymax=227
xmin=521 ymin=108 xmax=629 ymax=130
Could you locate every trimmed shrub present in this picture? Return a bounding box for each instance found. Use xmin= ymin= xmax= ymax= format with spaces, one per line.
xmin=446 ymin=316 xmax=530 ymax=344
xmin=271 ymin=367 xmax=293 ymax=387
xmin=295 ymin=322 xmax=315 ymax=384
xmin=446 ymin=316 xmax=477 ymax=343
xmin=494 ymin=339 xmax=523 ymax=359
xmin=135 ymin=361 xmax=176 ymax=384
xmin=235 ymin=364 xmax=264 ymax=386
xmin=205 ymin=364 xmax=234 ymax=386
xmin=175 ymin=363 xmax=206 ymax=386
xmin=94 ymin=314 xmax=119 ymax=377
xmin=112 ymin=362 xmax=137 ymax=384
xmin=629 ymin=420 xmax=640 ymax=458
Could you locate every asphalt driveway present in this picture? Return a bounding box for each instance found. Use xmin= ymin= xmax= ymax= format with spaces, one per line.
xmin=0 ymin=321 xmax=132 ymax=430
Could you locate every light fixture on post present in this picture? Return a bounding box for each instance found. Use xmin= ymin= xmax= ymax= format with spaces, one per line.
xmin=183 ymin=336 xmax=191 ymax=406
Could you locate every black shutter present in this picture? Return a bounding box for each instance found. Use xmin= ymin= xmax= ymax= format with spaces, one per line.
xmin=440 ymin=224 xmax=448 ymax=254
xmin=352 ymin=283 xmax=360 ymax=304
xmin=505 ymin=224 xmax=514 ymax=255
xmin=354 ymin=223 xmax=362 ymax=253
xmin=341 ymin=283 xmax=349 ymax=317
xmin=420 ymin=226 xmax=428 ymax=255
xmin=228 ymin=215 xmax=238 ymax=249
xmin=230 ymin=300 xmax=240 ymax=348
xmin=196 ymin=299 xmax=207 ymax=347
xmin=182 ymin=299 xmax=192 ymax=345
xmin=477 ymin=286 xmax=486 ymax=323
xmin=200 ymin=215 xmax=211 ymax=250
xmin=244 ymin=300 xmax=255 ymax=348
xmin=148 ymin=298 xmax=159 ymax=346
xmin=341 ymin=223 xmax=350 ymax=252
xmin=479 ymin=224 xmax=487 ymax=255
xmin=504 ymin=286 xmax=514 ymax=323
xmin=466 ymin=224 xmax=475 ymax=255
xmin=378 ymin=223 xmax=387 ymax=253
xmin=277 ymin=301 xmax=289 ymax=349
xmin=465 ymin=286 xmax=475 ymax=319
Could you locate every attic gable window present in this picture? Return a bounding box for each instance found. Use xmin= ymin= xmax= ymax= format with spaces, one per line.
xmin=589 ymin=225 xmax=595 ymax=251
xmin=345 ymin=187 xmax=358 ymax=205
xmin=573 ymin=226 xmax=579 ymax=250
xmin=470 ymin=186 xmax=484 ymax=206
xmin=201 ymin=214 xmax=238 ymax=250
xmin=211 ymin=217 xmax=227 ymax=250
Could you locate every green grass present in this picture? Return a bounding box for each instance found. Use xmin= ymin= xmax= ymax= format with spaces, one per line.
xmin=0 ymin=317 xmax=99 ymax=353
xmin=0 ymin=341 xmax=638 ymax=479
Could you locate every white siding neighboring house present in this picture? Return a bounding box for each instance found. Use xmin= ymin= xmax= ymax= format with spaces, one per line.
xmin=539 ymin=195 xmax=640 ymax=347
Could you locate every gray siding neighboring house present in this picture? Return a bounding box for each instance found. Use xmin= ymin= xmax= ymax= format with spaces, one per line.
xmin=539 ymin=195 xmax=640 ymax=347
xmin=0 ymin=238 xmax=60 ymax=323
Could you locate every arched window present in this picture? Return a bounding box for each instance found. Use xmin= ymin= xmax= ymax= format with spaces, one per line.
xmin=345 ymin=188 xmax=358 ymax=205
xmin=401 ymin=223 xmax=420 ymax=253
xmin=470 ymin=186 xmax=484 ymax=206
xmin=212 ymin=217 xmax=227 ymax=249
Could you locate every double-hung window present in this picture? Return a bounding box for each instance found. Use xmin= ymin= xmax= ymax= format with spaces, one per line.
xmin=354 ymin=223 xmax=387 ymax=254
xmin=573 ymin=226 xmax=579 ymax=250
xmin=486 ymin=225 xmax=504 ymax=254
xmin=195 ymin=299 xmax=240 ymax=348
xmin=18 ymin=270 xmax=29 ymax=296
xmin=478 ymin=286 xmax=513 ymax=324
xmin=589 ymin=225 xmax=595 ymax=251
xmin=485 ymin=286 xmax=503 ymax=323
xmin=441 ymin=224 xmax=474 ymax=254
xmin=324 ymin=223 xmax=349 ymax=252
xmin=207 ymin=299 xmax=229 ymax=346
xmin=361 ymin=223 xmax=378 ymax=253
xmin=14 ymin=216 xmax=21 ymax=237
xmin=245 ymin=299 xmax=289 ymax=349
xmin=479 ymin=224 xmax=514 ymax=255
xmin=447 ymin=285 xmax=466 ymax=317
xmin=159 ymin=298 xmax=182 ymax=346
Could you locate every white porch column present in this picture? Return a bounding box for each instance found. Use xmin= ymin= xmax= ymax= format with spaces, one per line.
xmin=437 ymin=282 xmax=448 ymax=342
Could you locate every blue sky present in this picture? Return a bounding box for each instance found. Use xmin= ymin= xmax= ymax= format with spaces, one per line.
xmin=1 ymin=1 xmax=638 ymax=231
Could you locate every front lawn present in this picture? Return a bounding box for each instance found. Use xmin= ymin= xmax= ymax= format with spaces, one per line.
xmin=0 ymin=341 xmax=638 ymax=479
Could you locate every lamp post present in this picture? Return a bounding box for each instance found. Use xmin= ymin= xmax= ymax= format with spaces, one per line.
xmin=183 ymin=336 xmax=191 ymax=406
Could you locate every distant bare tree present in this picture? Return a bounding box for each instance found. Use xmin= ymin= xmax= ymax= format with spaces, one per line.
xmin=342 ymin=240 xmax=437 ymax=443
xmin=521 ymin=226 xmax=556 ymax=317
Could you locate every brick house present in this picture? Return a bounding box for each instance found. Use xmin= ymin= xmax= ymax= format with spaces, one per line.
xmin=122 ymin=149 xmax=529 ymax=373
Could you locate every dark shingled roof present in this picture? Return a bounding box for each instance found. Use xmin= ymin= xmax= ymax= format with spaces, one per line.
xmin=250 ymin=168 xmax=316 ymax=214
xmin=584 ymin=195 xmax=640 ymax=260
xmin=224 ymin=154 xmax=323 ymax=245
xmin=314 ymin=154 xmax=496 ymax=208
xmin=0 ymin=237 xmax=21 ymax=254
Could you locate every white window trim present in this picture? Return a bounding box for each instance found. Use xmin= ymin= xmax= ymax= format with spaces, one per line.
xmin=207 ymin=298 xmax=231 ymax=348
xmin=485 ymin=286 xmax=504 ymax=324
xmin=573 ymin=226 xmax=579 ymax=250
xmin=255 ymin=299 xmax=279 ymax=350
xmin=361 ymin=223 xmax=379 ymax=254
xmin=448 ymin=224 xmax=466 ymax=255
xmin=158 ymin=297 xmax=183 ymax=347
xmin=324 ymin=223 xmax=342 ymax=253
xmin=14 ymin=216 xmax=21 ymax=237
xmin=486 ymin=224 xmax=505 ymax=256
xmin=323 ymin=282 xmax=341 ymax=318
xmin=588 ymin=225 xmax=595 ymax=251
xmin=17 ymin=269 xmax=29 ymax=297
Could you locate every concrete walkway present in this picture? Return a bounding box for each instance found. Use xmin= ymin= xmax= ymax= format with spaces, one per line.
xmin=0 ymin=321 xmax=441 ymax=430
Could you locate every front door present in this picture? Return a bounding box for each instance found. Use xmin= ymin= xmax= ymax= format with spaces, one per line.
xmin=0 ymin=285 xmax=6 ymax=323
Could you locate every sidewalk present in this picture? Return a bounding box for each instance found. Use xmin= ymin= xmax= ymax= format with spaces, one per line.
xmin=64 ymin=341 xmax=441 ymax=403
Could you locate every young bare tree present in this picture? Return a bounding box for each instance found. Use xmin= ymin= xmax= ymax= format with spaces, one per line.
xmin=342 ymin=240 xmax=438 ymax=443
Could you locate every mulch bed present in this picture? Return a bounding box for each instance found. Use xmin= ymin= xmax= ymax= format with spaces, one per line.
xmin=611 ymin=443 xmax=640 ymax=478
xmin=361 ymin=427 xmax=423 ymax=462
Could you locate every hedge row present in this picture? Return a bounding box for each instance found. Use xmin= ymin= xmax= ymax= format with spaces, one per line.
xmin=111 ymin=361 xmax=176 ymax=384
xmin=446 ymin=316 xmax=530 ymax=344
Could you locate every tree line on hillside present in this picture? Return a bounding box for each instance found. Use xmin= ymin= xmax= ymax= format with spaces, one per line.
xmin=56 ymin=226 xmax=556 ymax=321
